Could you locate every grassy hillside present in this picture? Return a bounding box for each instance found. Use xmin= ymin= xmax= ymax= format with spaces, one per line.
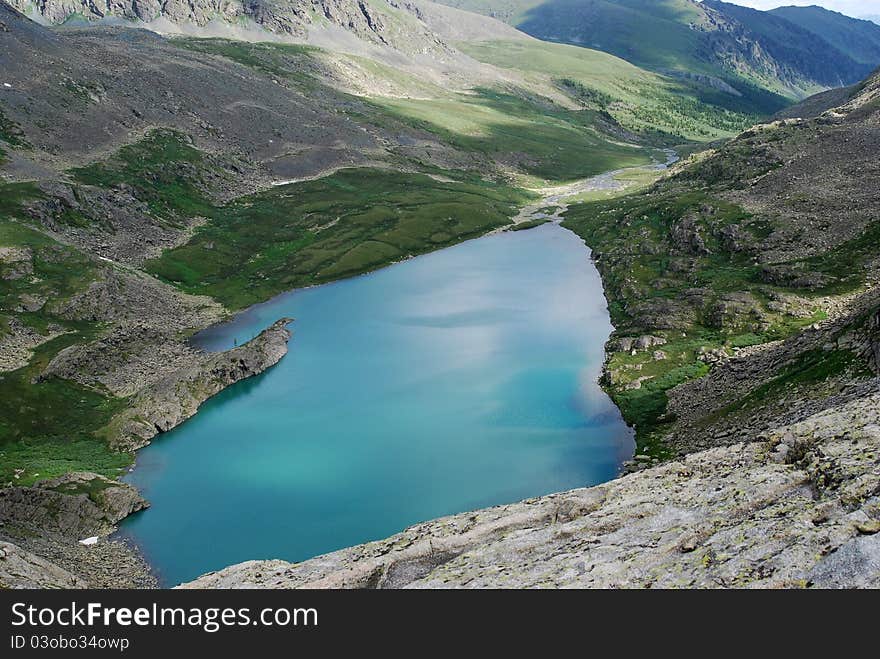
xmin=444 ymin=0 xmax=712 ymax=73
xmin=457 ymin=39 xmax=759 ymax=140
xmin=144 ymin=165 xmax=532 ymax=309
xmin=0 ymin=184 xmax=133 ymax=484
xmin=562 ymin=70 xmax=880 ymax=456
xmin=438 ymin=0 xmax=877 ymax=107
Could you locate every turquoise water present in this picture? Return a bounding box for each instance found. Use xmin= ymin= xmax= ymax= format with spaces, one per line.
xmin=120 ymin=224 xmax=633 ymax=586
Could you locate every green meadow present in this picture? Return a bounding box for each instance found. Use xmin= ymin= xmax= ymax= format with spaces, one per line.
xmin=146 ymin=167 xmax=533 ymax=309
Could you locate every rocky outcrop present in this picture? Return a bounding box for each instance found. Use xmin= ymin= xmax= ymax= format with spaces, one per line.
xmin=16 ymin=0 xmax=363 ymax=39
xmin=40 ymin=325 xmax=204 ymax=397
xmin=103 ymin=318 xmax=293 ymax=450
xmin=0 ymin=473 xmax=157 ymax=588
xmin=0 ymin=472 xmax=147 ymax=539
xmin=0 ymin=541 xmax=87 ymax=588
xmin=609 ymin=335 xmax=666 ymax=354
xmin=10 ymin=0 xmax=448 ymax=54
xmin=182 ymin=392 xmax=880 ymax=589
xmin=0 ymin=316 xmax=68 ymax=372
xmin=660 ymin=292 xmax=880 ymax=456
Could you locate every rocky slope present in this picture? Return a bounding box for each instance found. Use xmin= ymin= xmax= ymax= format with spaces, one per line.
xmin=0 ymin=472 xmax=155 ymax=587
xmin=0 ymin=3 xmax=412 ymax=180
xmin=13 ymin=0 xmax=436 ymax=50
xmin=9 ymin=0 xmax=525 ymax=70
xmin=769 ymin=4 xmax=880 ymax=68
xmin=0 ymin=541 xmax=86 ymax=588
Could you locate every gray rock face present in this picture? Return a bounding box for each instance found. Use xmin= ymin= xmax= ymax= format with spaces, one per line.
xmin=0 ymin=472 xmax=147 ymax=539
xmin=103 ymin=318 xmax=293 ymax=450
xmin=181 ymin=392 xmax=880 ymax=589
xmin=12 ymin=0 xmax=439 ymax=52
xmin=0 ymin=541 xmax=87 ymax=588
xmin=663 ymin=291 xmax=880 ymax=455
xmin=807 ymin=534 xmax=880 ymax=589
xmin=611 ymin=335 xmax=667 ymax=353
xmin=18 ymin=0 xmax=343 ymax=36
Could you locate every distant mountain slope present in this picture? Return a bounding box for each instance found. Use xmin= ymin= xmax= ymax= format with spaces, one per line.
xmin=436 ymin=0 xmax=880 ymax=109
xmin=702 ymin=0 xmax=872 ymax=88
xmin=770 ymin=5 xmax=880 ymax=66
xmin=3 ymin=0 xmax=770 ymax=177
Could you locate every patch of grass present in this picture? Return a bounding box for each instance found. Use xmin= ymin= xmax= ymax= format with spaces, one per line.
xmin=71 ymin=129 xmax=214 ymax=224
xmin=0 ymin=439 xmax=132 ymax=487
xmin=0 ymin=107 xmax=30 ymax=166
xmin=0 ymin=218 xmax=100 ymax=311
xmin=146 ymin=168 xmax=533 ymax=309
xmin=45 ymin=475 xmax=117 ymax=502
xmin=0 ymin=107 xmax=30 ymax=150
xmin=799 ymin=220 xmax=880 ymax=295
xmin=0 ymin=182 xmax=41 ymax=217
xmin=0 ymin=330 xmax=132 ymax=486
xmin=376 ymin=88 xmax=651 ymax=185
xmin=174 ymin=38 xmax=319 ymax=89
xmin=612 ymin=360 xmax=710 ymax=458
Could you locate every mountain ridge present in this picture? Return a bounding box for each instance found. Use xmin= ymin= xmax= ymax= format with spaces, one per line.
xmin=769 ymin=4 xmax=880 ymax=67
xmin=436 ymin=0 xmax=880 ymax=106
